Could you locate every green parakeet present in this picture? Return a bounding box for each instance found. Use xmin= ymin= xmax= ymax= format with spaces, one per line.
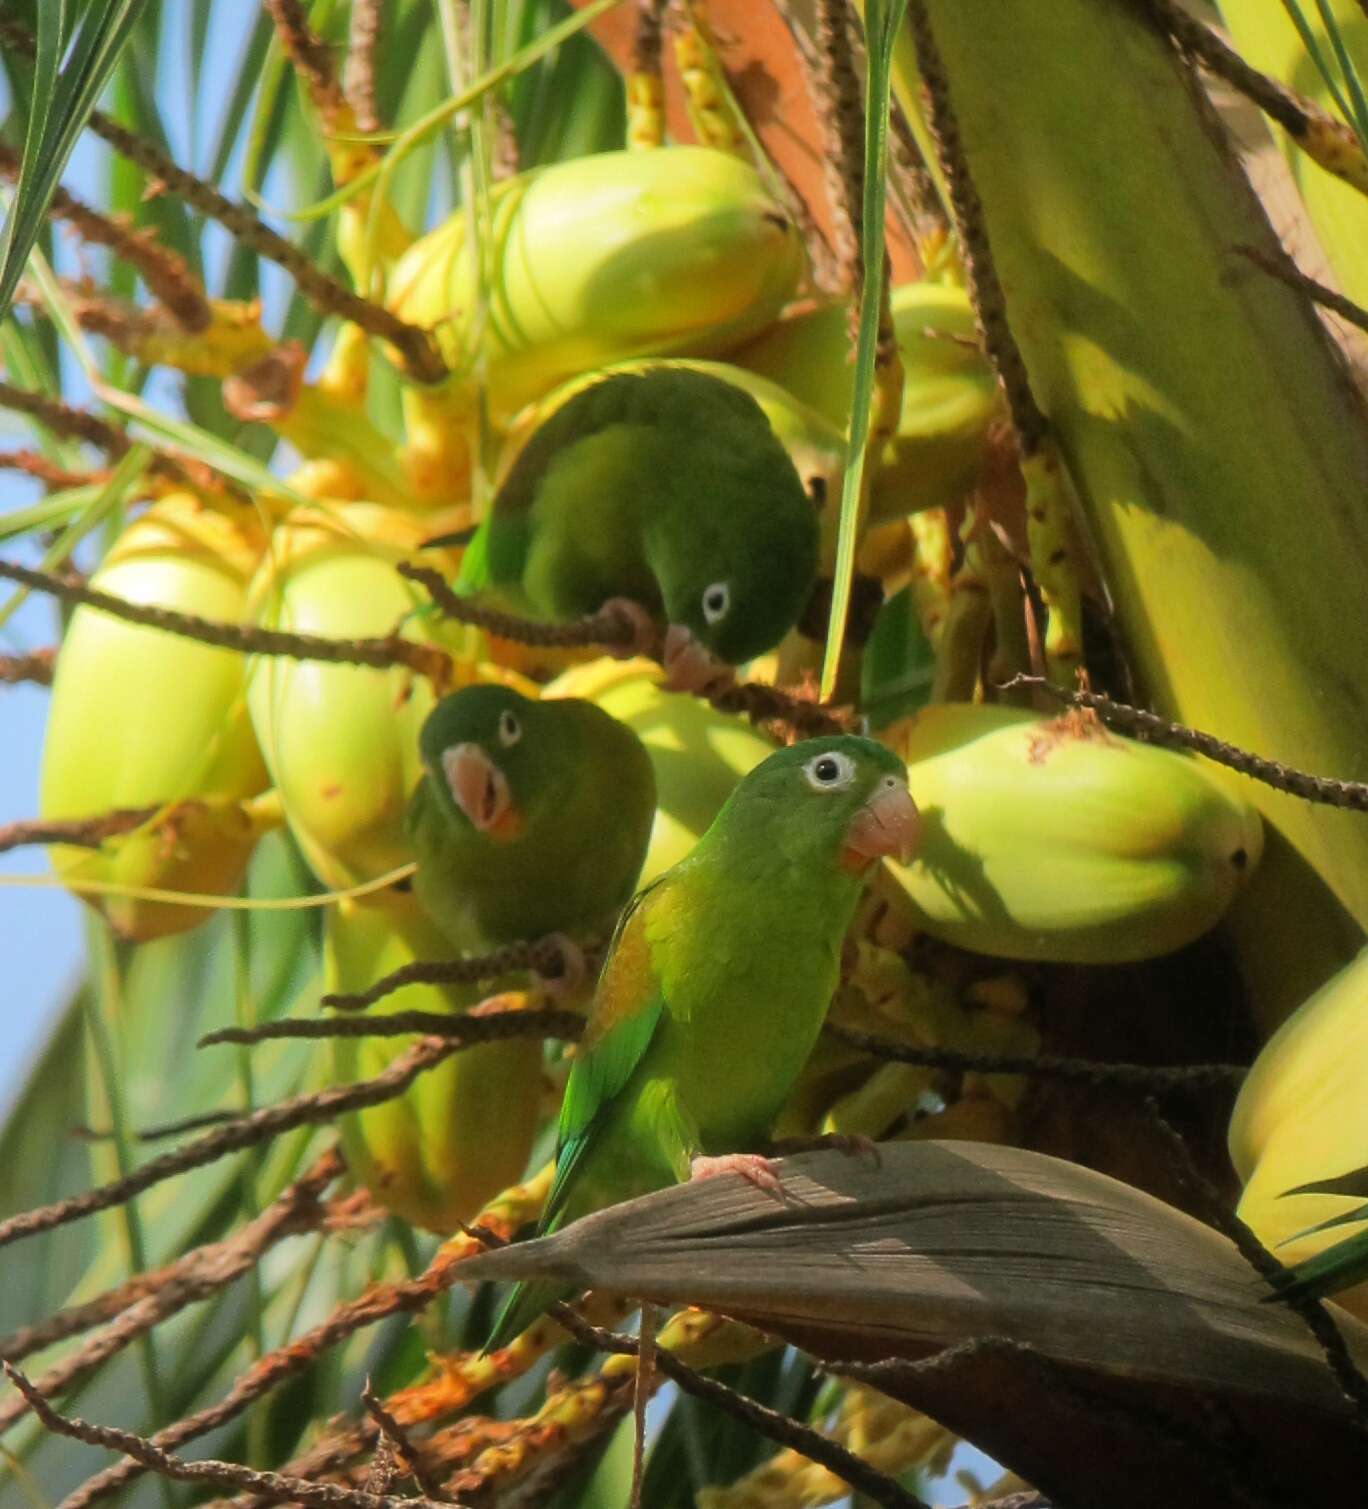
xmin=406 ymin=685 xmax=657 ymax=954
xmin=1270 ymin=1168 xmax=1368 ymax=1304
xmin=454 ymin=367 xmax=820 ymax=690
xmin=484 ymin=734 xmax=920 ymax=1349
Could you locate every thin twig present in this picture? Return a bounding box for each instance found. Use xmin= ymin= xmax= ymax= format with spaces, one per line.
xmin=0 ymin=449 xmax=100 ymax=488
xmin=322 ymin=934 xmax=579 ymax=1010
xmin=361 ymin=1380 xmax=448 ymax=1502
xmin=0 ymin=18 xmax=445 ymax=384
xmin=0 ymin=1038 xmax=456 ymax=1254
xmin=396 ymin=562 xmax=641 ymax=648
xmin=200 ymin=1005 xmax=583 ymax=1048
xmin=1141 ymin=0 xmax=1368 ymax=196
xmin=1139 ymin=1097 xmax=1368 ymax=1434
xmin=1004 ymin=676 xmax=1368 ymax=812
xmin=0 ymin=380 xmax=132 ymax=457
xmin=1235 ymin=243 xmax=1368 ymax=337
xmin=401 ymin=563 xmax=854 ymax=738
xmin=266 ymin=0 xmax=346 ymax=118
xmin=813 ymin=0 xmax=864 ymax=290
xmin=905 ymin=2 xmax=1046 ymax=455
xmin=0 ymin=559 xmax=452 ymax=684
xmin=0 ymin=806 xmax=164 ymax=856
xmin=3 ymin=1364 xmax=455 ymax=1509
xmin=0 ymin=380 xmax=209 ymax=491
xmin=54 ymin=1178 xmax=540 ymax=1509
xmin=824 ymin=1023 xmax=1247 ymax=1091
xmin=345 ymin=0 xmax=385 ymax=134
xmin=0 ymin=144 xmax=209 ymax=329
xmin=550 ymin=1308 xmax=931 ymax=1509
xmin=0 ymin=1152 xmax=340 ymax=1429
xmin=0 ymin=647 xmax=56 ymax=686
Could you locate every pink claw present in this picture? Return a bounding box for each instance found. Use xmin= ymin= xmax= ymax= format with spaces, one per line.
xmin=689 ymin=1153 xmax=785 ymax=1196
xmin=661 ymin=624 xmax=733 ymax=696
xmin=600 ymin=597 xmax=659 ymax=661
xmin=538 ymin=933 xmax=587 ymax=998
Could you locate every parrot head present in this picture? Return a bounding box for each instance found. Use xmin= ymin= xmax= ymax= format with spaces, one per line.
xmin=717 ymin=734 xmax=920 ymax=873
xmin=417 ymin=685 xmax=574 ymax=845
xmin=652 ymin=453 xmax=820 ymax=686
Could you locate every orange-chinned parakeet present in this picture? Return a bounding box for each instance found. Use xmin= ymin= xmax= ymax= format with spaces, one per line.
xmin=405 ymin=685 xmax=656 ymax=956
xmin=485 ymin=734 xmax=920 ymax=1348
xmin=454 ymin=367 xmax=820 ymax=690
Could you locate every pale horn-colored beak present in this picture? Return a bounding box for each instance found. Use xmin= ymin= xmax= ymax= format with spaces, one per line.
xmin=842 ymin=779 xmax=920 ymax=869
xmin=662 ymin=623 xmax=730 ymax=695
xmin=441 ymin=743 xmax=520 ymax=838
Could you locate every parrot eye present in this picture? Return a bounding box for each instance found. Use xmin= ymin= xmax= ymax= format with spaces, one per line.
xmin=701 ymin=581 xmax=731 ymax=625
xmin=803 ymin=751 xmax=856 ymax=792
xmin=497 ymin=709 xmax=522 ymax=748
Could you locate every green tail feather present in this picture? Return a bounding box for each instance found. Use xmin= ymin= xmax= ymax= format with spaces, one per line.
xmin=484 ymin=1276 xmax=577 ymax=1354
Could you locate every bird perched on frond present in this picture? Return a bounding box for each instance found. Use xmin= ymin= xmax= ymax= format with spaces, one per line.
xmin=484 ymin=733 xmax=920 ymax=1349
xmin=450 ymin=366 xmax=820 ymax=691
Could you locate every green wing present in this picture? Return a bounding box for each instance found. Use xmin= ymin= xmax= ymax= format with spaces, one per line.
xmin=542 ymin=880 xmax=667 ymax=1230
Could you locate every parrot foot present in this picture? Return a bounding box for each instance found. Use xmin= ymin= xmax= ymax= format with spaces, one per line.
xmin=538 ymin=933 xmax=587 ymax=997
xmin=689 ymin=1152 xmax=784 ymax=1196
xmin=599 ymin=597 xmax=660 ymax=660
xmin=766 ymin=1132 xmax=882 ymax=1169
xmin=661 ymin=623 xmax=734 ymax=696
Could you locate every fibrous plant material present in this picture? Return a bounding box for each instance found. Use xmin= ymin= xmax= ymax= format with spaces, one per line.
xmin=0 ymin=806 xmax=166 ymax=856
xmin=0 ymin=17 xmax=444 ymax=382
xmin=320 ymin=934 xmax=587 ymax=1009
xmin=400 ymin=562 xmax=854 ymax=737
xmin=0 ymin=647 xmax=56 ymax=685
xmin=0 ymin=1150 xmax=341 ymax=1431
xmin=200 ymin=1003 xmax=583 ymax=1047
xmin=1234 ymin=242 xmax=1368 ymax=337
xmin=1013 ymin=678 xmax=1368 ymax=813
xmin=0 ymin=1037 xmax=457 ymax=1252
xmin=823 ymin=1023 xmax=1246 ymax=1091
xmin=3 ymin=1363 xmax=454 ymax=1509
xmin=0 ymin=557 xmax=454 ymax=685
xmin=0 ymin=145 xmax=210 ymax=329
xmin=552 ymin=1308 xmax=932 ymax=1509
xmin=51 ymin=1167 xmax=552 ymax=1508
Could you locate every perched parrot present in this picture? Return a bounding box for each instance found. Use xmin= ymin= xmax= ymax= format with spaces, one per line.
xmin=452 ymin=366 xmax=820 ymax=690
xmin=1269 ymin=1169 xmax=1368 ymax=1304
xmin=406 ymin=685 xmax=657 ymax=956
xmin=484 ymin=733 xmax=920 ymax=1349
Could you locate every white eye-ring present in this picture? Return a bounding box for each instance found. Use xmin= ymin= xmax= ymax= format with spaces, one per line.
xmin=498 ymin=709 xmax=523 ymax=748
xmin=803 ymin=750 xmax=856 ymax=792
xmin=701 ymin=581 xmax=731 ymax=625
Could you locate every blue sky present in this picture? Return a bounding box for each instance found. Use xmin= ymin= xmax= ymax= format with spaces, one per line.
xmin=0 ymin=576 xmax=82 ymax=1116
xmin=0 ymin=6 xmax=283 ymax=1114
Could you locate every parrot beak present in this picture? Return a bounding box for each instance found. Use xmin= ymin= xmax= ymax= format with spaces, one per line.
xmin=662 ymin=624 xmax=729 ymax=695
xmin=442 ymin=743 xmax=524 ymax=841
xmin=841 ymin=779 xmax=920 ymax=871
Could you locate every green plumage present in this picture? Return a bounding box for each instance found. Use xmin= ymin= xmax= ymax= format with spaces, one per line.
xmin=405 ymin=686 xmax=656 ymax=953
xmin=455 ymin=366 xmax=819 ymax=666
xmin=1270 ymin=1167 xmax=1368 ymax=1305
xmin=486 ymin=734 xmax=911 ymax=1349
